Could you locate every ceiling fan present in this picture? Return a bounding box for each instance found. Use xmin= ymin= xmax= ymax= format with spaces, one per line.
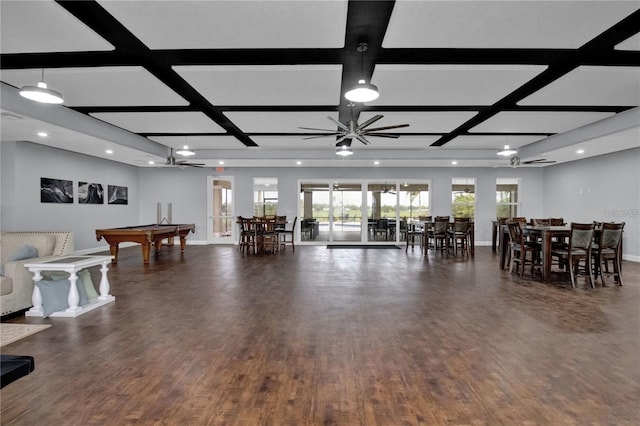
xmin=166 ymin=148 xmax=205 ymax=168
xmin=375 ymin=182 xmax=396 ymax=195
xmin=510 ymin=156 xmax=556 ymax=167
xmin=299 ymin=114 xmax=409 ymax=146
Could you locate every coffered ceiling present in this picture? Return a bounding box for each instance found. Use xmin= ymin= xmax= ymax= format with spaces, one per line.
xmin=1 ymin=0 xmax=639 ymax=168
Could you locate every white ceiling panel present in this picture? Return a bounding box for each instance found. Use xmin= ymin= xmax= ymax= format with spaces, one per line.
xmin=90 ymin=112 xmax=225 ymax=133
xmin=356 ymin=135 xmax=441 ymax=150
xmin=616 ymin=33 xmax=640 ymax=50
xmin=0 ymin=67 xmax=188 ymax=106
xmin=446 ymin=135 xmax=544 ymax=150
xmin=519 ymin=66 xmax=640 ymax=106
xmin=224 ymin=112 xmax=338 ymax=133
xmin=369 ymin=65 xmax=546 ymax=105
xmin=97 ymin=0 xmax=347 ymax=49
xmin=149 ymin=136 xmax=245 ymax=150
xmin=174 ymin=65 xmax=342 ymax=106
xmin=359 ymin=111 xmax=478 ymax=133
xmin=0 ymin=0 xmax=113 ymax=53
xmin=383 ymin=0 xmax=639 ymax=48
xmin=251 ymin=136 xmax=344 ymax=150
xmin=470 ymin=111 xmax=615 ymax=133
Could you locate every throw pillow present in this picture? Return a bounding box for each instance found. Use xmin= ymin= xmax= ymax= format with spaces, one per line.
xmin=10 ymin=245 xmax=38 ymax=261
xmin=40 ymin=271 xmax=89 ymax=306
xmin=78 ymin=269 xmax=98 ymax=301
xmin=1 ymin=245 xmax=38 ymax=275
xmin=35 ymin=279 xmax=70 ymax=317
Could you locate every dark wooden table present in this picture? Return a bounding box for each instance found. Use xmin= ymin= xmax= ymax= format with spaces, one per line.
xmin=500 ymin=225 xmax=571 ymax=281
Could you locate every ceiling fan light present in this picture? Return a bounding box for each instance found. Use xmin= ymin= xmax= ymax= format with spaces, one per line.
xmin=176 ymin=145 xmax=195 ymax=156
xmin=19 ymin=81 xmax=64 ymax=104
xmin=335 ymin=146 xmax=354 ymax=157
xmin=497 ymin=144 xmax=517 ymax=156
xmin=344 ymin=80 xmax=379 ymax=103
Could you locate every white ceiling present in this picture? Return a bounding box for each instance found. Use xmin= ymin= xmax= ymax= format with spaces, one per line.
xmin=1 ymin=0 xmax=639 ymax=169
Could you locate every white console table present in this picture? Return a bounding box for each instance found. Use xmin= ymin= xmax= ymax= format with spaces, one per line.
xmin=25 ymin=255 xmax=115 ymax=318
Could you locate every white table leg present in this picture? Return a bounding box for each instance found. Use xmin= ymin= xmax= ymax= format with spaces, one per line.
xmin=65 ymin=271 xmax=81 ymax=313
xmin=27 ymin=270 xmax=44 ymax=315
xmin=98 ymin=261 xmax=111 ymax=300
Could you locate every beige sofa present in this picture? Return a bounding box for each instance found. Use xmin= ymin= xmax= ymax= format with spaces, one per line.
xmin=0 ymin=232 xmax=74 ymax=316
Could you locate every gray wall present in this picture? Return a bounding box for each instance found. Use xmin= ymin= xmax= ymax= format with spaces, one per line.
xmin=2 ymin=141 xmax=638 ymax=260
xmin=1 ymin=141 xmax=140 ymax=251
xmin=543 ymin=147 xmax=640 ymax=261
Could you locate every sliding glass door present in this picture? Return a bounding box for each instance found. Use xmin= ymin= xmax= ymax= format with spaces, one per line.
xmin=299 ymin=180 xmax=431 ymax=244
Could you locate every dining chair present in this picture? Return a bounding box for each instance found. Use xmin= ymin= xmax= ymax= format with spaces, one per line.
xmin=374 ymin=219 xmax=389 ymax=241
xmin=507 ymin=221 xmax=540 ymax=278
xmin=405 ymin=222 xmax=424 ymax=253
xmin=592 ymin=222 xmax=625 ymax=286
xmin=551 ymin=222 xmax=595 ymax=288
xmin=449 ymin=217 xmax=471 ymax=256
xmin=531 ymin=218 xmax=551 ymax=226
xmin=257 ymin=217 xmax=279 ymax=254
xmin=549 ymin=217 xmax=565 ymax=226
xmin=237 ymin=216 xmax=257 ymax=255
xmin=278 ymin=217 xmax=297 ymax=252
xmin=430 ymin=217 xmax=450 ymax=253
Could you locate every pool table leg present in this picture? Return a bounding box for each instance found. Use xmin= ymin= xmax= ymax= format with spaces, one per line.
xmin=141 ymin=243 xmax=151 ymax=264
xmin=154 ymin=239 xmax=163 ymax=252
xmin=109 ymin=244 xmax=119 ymax=264
xmin=180 ymin=236 xmax=187 ymax=252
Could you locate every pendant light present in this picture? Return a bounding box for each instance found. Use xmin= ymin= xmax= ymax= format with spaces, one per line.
xmin=344 ymin=43 xmax=379 ymax=103
xmin=19 ymin=69 xmax=64 ymax=104
xmin=335 ymin=145 xmax=354 ymax=157
xmin=497 ymin=144 xmax=517 ymax=156
xmin=176 ymin=137 xmax=195 ymax=156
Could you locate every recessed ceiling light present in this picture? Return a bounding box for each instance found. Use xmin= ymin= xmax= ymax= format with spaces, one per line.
xmin=37 ymin=131 xmax=48 ymax=137
xmin=105 ymin=149 xmax=113 ymax=155
xmin=218 ymin=161 xmax=225 ymax=165
xmin=296 ymin=161 xmax=302 ymax=165
xmin=148 ymin=160 xmax=155 ymax=165
xmin=451 ymin=161 xmax=458 ymax=165
xmin=374 ymin=161 xmax=380 ymax=165
xmin=577 ymin=149 xmax=585 ymax=154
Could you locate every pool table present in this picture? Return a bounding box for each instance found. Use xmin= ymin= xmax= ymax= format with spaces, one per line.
xmin=95 ymin=224 xmax=195 ymax=264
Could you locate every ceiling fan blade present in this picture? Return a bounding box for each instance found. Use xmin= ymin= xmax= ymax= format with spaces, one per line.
xmin=302 ymin=134 xmax=339 ymax=140
xmin=327 ymin=116 xmax=350 ymax=132
xmin=355 ymin=134 xmax=371 ymax=145
xmin=523 ymin=159 xmax=556 ymax=164
xmin=357 ymin=114 xmax=383 ymax=130
xmin=335 ymin=135 xmax=352 ymax=145
xmin=364 ymin=133 xmax=400 ymax=139
xmin=364 ymin=123 xmax=410 ymax=132
xmin=298 ymin=126 xmax=336 ymax=132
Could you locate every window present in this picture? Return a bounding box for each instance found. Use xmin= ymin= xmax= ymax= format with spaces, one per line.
xmin=451 ymin=178 xmax=476 ymax=219
xmin=496 ymin=178 xmax=520 ymax=218
xmin=253 ymin=177 xmax=277 ymax=217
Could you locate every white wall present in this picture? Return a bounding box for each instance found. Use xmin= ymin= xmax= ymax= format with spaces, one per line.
xmin=543 ymin=147 xmax=640 ymax=261
xmin=1 ymin=141 xmax=140 ymax=251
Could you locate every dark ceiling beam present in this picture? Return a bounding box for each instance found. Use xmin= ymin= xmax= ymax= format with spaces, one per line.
xmin=54 ymin=0 xmax=259 ymax=147
xmin=430 ymin=7 xmax=640 ymax=147
xmin=338 ymin=0 xmax=396 ymax=128
xmin=4 ymin=48 xmax=639 ymax=70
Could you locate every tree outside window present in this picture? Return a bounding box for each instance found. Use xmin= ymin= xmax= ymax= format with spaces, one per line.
xmin=452 ymin=178 xmax=475 ymax=219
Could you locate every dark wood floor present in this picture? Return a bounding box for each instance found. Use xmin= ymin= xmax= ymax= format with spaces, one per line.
xmin=1 ymin=245 xmax=639 ymax=425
